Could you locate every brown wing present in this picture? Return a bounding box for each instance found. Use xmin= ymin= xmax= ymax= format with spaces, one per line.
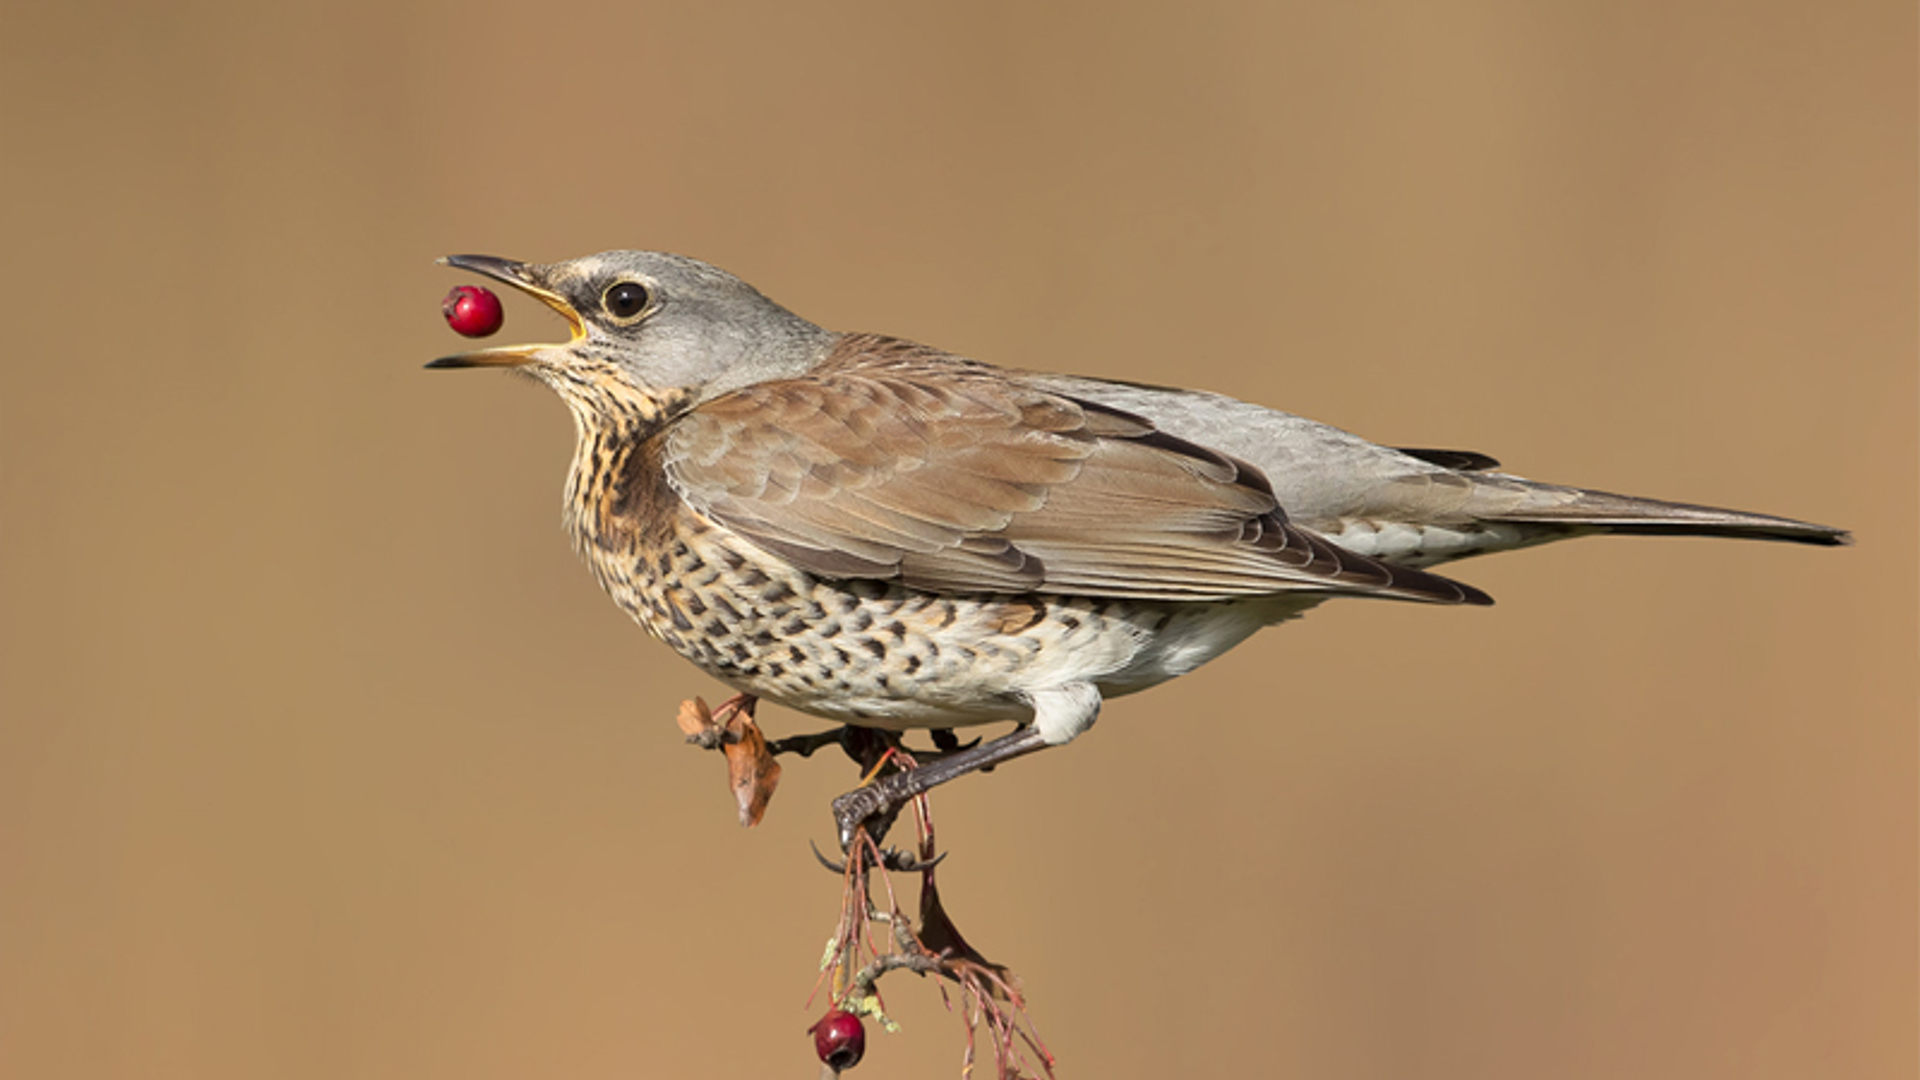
xmin=659 ymin=345 xmax=1489 ymax=605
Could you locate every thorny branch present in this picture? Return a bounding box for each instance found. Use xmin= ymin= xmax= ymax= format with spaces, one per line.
xmin=679 ymin=703 xmax=1053 ymax=1077
xmin=814 ymin=750 xmax=1054 ymax=1080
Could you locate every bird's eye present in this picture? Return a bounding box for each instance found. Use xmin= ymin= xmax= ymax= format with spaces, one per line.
xmin=602 ymin=281 xmax=652 ymax=321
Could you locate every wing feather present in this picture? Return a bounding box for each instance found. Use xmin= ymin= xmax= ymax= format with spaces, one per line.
xmin=660 ymin=337 xmax=1488 ymax=605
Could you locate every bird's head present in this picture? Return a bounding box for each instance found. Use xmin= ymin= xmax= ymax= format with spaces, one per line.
xmin=429 ymin=250 xmax=836 ymax=432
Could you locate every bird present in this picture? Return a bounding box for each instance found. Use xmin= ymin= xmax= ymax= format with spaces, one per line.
xmin=429 ymin=250 xmax=1849 ymax=845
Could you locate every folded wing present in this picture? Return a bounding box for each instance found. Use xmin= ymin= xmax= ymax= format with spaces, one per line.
xmin=660 ymin=341 xmax=1490 ymax=606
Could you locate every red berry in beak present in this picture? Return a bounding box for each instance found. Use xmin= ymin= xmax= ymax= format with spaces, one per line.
xmin=810 ymin=1008 xmax=865 ymax=1070
xmin=442 ymin=284 xmax=504 ymax=338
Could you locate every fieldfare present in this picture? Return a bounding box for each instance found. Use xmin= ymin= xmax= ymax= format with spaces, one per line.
xmin=430 ymin=251 xmax=1849 ymax=845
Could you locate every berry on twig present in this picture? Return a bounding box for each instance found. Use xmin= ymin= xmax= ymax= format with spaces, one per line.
xmin=811 ymin=1008 xmax=866 ymax=1071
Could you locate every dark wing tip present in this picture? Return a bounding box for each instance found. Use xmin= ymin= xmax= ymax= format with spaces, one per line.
xmin=1451 ymin=578 xmax=1496 ymax=606
xmin=1373 ymin=557 xmax=1494 ymax=607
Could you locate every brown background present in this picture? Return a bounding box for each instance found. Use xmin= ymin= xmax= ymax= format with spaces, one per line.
xmin=2 ymin=2 xmax=1913 ymax=1078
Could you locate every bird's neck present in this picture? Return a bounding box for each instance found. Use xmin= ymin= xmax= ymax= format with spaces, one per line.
xmin=536 ymin=356 xmax=703 ymax=584
xmin=561 ymin=408 xmax=682 ymax=569
xmin=537 ymin=355 xmax=696 ymax=441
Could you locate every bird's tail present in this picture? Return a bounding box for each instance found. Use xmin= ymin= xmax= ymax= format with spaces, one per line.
xmin=1482 ymin=485 xmax=1852 ymax=546
xmin=1384 ymin=446 xmax=1852 ymax=548
xmin=1334 ymin=449 xmax=1853 ymax=569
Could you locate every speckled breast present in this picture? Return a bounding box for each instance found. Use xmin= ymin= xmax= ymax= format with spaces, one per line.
xmin=561 ymin=428 xmax=1280 ymax=729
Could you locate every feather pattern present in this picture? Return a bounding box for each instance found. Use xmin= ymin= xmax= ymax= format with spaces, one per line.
xmin=660 ymin=335 xmax=1489 ymax=606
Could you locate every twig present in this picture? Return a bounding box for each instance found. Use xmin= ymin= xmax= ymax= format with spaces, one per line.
xmin=815 ymin=749 xmax=1055 ymax=1080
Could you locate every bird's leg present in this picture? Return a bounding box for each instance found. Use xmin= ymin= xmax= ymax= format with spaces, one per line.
xmin=837 ymin=725 xmax=899 ymax=772
xmin=832 ymin=725 xmax=1051 ymax=849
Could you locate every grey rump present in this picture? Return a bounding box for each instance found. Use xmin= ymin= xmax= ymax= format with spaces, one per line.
xmin=429 ymin=250 xmax=1849 ymax=842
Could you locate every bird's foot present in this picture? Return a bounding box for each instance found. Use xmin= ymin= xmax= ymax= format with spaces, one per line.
xmin=830 ymin=724 xmax=1051 ymax=851
xmin=764 ymin=726 xmax=850 ymax=758
xmin=928 ymin=728 xmax=982 ymax=756
xmin=831 ymin=770 xmax=920 ymax=850
xmin=767 ymin=723 xmax=967 ymax=762
xmin=809 ymin=839 xmax=946 ymax=875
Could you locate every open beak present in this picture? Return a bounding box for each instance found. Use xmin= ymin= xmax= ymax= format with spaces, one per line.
xmin=426 ymin=254 xmax=586 ymax=369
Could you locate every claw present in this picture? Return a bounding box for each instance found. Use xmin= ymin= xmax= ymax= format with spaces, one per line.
xmin=928 ymin=728 xmax=981 ymax=754
xmin=810 ymin=839 xmax=848 ymax=875
xmin=810 ymin=839 xmax=948 ymax=875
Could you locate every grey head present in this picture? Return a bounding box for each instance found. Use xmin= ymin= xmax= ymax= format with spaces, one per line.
xmin=430 ymin=250 xmax=840 ymax=423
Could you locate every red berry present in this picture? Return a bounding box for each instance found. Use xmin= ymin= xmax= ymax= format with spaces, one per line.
xmin=442 ymin=284 xmax=504 ymax=338
xmin=810 ymin=1009 xmax=865 ymax=1070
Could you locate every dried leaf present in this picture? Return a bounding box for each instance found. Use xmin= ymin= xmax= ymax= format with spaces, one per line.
xmin=675 ymin=696 xmax=715 ymax=739
xmin=721 ymin=709 xmax=782 ymax=826
xmin=674 ymin=694 xmax=777 ymax=821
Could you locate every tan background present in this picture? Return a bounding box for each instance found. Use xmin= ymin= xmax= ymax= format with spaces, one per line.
xmin=2 ymin=2 xmax=1913 ymax=1078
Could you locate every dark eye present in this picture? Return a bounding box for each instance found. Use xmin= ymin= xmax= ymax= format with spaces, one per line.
xmin=602 ymin=281 xmax=652 ymax=320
